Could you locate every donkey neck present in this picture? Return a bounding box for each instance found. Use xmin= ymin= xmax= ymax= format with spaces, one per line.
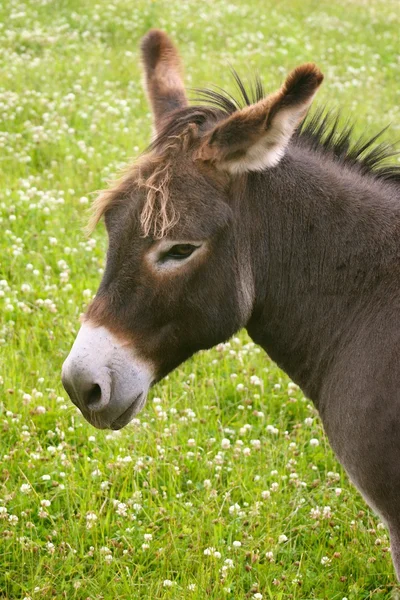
xmin=244 ymin=146 xmax=400 ymax=402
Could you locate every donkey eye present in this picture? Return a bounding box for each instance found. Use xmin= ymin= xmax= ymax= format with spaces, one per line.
xmin=163 ymin=244 xmax=198 ymax=261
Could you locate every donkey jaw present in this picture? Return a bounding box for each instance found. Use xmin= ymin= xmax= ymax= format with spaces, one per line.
xmin=61 ymin=323 xmax=153 ymax=430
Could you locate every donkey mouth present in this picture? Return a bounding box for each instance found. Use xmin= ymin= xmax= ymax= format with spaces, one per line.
xmin=109 ymin=393 xmax=144 ymax=430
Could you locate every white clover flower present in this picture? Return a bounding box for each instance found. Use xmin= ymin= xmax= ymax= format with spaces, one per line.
xmin=85 ymin=511 xmax=98 ymax=529
xmin=266 ymin=424 xmax=279 ymax=434
xmin=323 ymin=506 xmax=333 ymax=519
xmin=187 ymin=438 xmax=196 ymax=447
xmin=204 ymin=546 xmax=216 ymax=556
xmin=265 ymin=551 xmax=274 ymax=561
xmin=40 ymin=499 xmax=51 ymax=508
xmin=253 ymin=594 xmax=263 ymax=600
xmin=8 ymin=514 xmax=18 ymax=525
xmin=21 ymin=283 xmax=31 ymax=293
xmin=321 ymin=556 xmax=331 ymax=565
xmin=20 ymin=483 xmax=31 ymax=494
xmin=163 ymin=580 xmax=173 ymax=588
xmin=144 ymin=533 xmax=153 ymax=542
xmin=46 ymin=542 xmax=55 ymax=554
xmin=187 ymin=583 xmax=196 ymax=591
xmin=232 ymin=540 xmax=241 ymax=548
xmin=221 ymin=438 xmax=231 ymax=450
xmin=278 ymin=534 xmax=288 ymax=543
xmin=310 ymin=507 xmax=321 ymax=519
xmin=229 ymin=503 xmax=241 ymax=515
xmin=115 ymin=502 xmax=127 ymax=517
xmin=310 ymin=438 xmax=319 ymax=447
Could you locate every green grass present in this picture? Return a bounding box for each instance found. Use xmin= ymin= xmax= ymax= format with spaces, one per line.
xmin=1 ymin=0 xmax=400 ymax=598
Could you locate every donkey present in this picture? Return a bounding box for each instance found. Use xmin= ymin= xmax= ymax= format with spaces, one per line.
xmin=62 ymin=30 xmax=400 ymax=577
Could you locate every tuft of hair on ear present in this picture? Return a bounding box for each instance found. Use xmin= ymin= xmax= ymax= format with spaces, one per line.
xmin=141 ymin=29 xmax=181 ymax=74
xmin=140 ymin=29 xmax=187 ymax=133
xmin=266 ymin=63 xmax=324 ymax=126
xmin=282 ymin=63 xmax=323 ymax=100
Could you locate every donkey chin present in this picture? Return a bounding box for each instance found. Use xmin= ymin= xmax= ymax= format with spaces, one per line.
xmin=61 ymin=323 xmax=153 ymax=430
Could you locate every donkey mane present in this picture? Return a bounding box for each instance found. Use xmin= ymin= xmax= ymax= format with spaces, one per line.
xmin=90 ymin=72 xmax=400 ymax=238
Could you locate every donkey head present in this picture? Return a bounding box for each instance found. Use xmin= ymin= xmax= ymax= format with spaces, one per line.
xmin=62 ymin=30 xmax=323 ymax=429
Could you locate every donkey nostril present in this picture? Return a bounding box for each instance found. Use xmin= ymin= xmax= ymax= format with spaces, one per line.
xmin=85 ymin=384 xmax=102 ymax=410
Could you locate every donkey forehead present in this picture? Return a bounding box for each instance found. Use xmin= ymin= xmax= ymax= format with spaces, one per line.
xmin=104 ymin=155 xmax=232 ymax=241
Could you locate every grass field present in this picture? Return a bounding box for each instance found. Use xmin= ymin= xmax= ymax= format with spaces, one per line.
xmin=1 ymin=0 xmax=400 ymax=598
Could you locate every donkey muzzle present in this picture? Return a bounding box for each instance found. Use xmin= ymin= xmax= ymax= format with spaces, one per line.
xmin=61 ymin=324 xmax=152 ymax=429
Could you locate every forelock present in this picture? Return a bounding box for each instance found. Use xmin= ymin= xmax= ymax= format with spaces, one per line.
xmin=88 ymin=120 xmax=208 ymax=239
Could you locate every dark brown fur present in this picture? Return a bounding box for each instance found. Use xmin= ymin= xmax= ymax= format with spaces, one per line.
xmin=141 ymin=29 xmax=187 ymax=132
xmin=83 ymin=31 xmax=400 ymax=579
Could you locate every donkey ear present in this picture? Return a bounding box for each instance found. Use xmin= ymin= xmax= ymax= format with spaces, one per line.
xmin=141 ymin=29 xmax=187 ymax=134
xmin=197 ymin=64 xmax=323 ymax=174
